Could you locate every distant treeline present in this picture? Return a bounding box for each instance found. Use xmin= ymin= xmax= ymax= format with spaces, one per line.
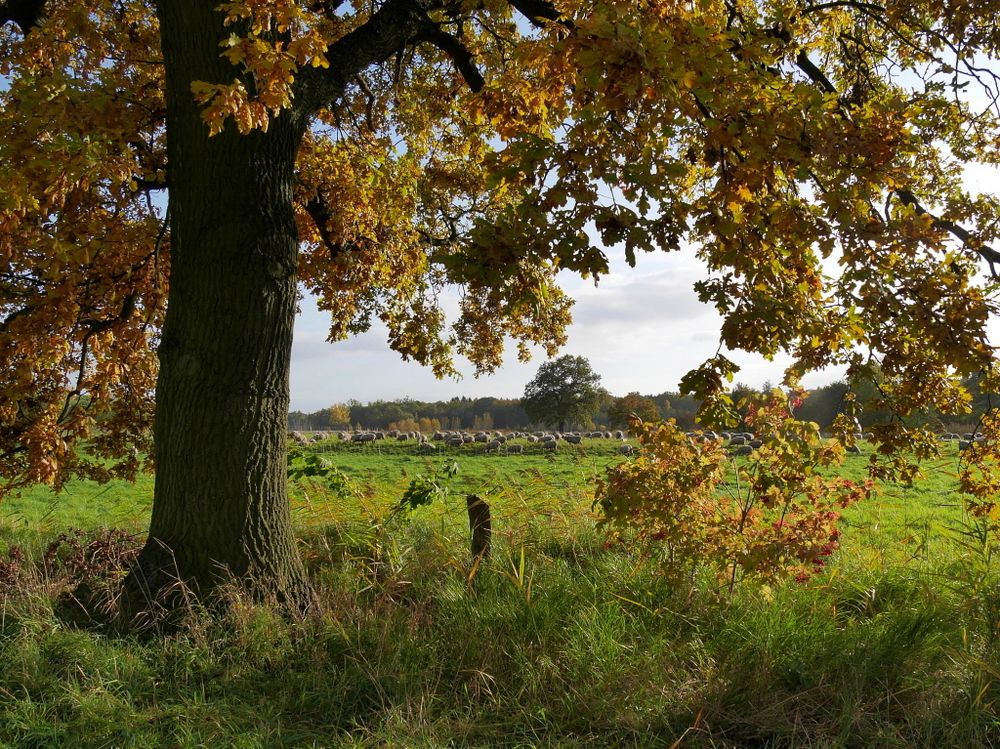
xmin=288 ymin=392 xmax=701 ymax=432
xmin=791 ymin=373 xmax=997 ymax=433
xmin=289 ymin=376 xmax=996 ymax=433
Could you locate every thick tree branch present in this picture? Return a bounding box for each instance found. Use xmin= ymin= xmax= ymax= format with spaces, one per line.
xmin=0 ymin=0 xmax=46 ymax=33
xmin=414 ymin=24 xmax=484 ymax=92
xmin=302 ymin=195 xmax=367 ymax=260
xmin=0 ymin=304 xmax=32 ymax=333
xmin=507 ymin=0 xmax=565 ymax=28
xmin=295 ymin=0 xmax=567 ymax=111
xmin=302 ymin=195 xmax=339 ymax=259
xmin=795 ymin=50 xmax=837 ymax=94
xmin=296 ymin=0 xmax=440 ymax=114
xmin=801 ymin=1 xmax=886 ymax=15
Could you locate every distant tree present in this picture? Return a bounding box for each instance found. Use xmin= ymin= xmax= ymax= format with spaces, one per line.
xmin=522 ymin=356 xmax=603 ymax=432
xmin=608 ymin=392 xmax=661 ymax=429
xmin=417 ymin=417 xmax=442 ymax=433
xmin=659 ymin=392 xmax=699 ymax=429
xmin=472 ymin=412 xmax=494 ymax=430
xmin=725 ymin=382 xmax=776 ymax=429
xmin=287 ymin=411 xmax=310 ymax=431
xmin=388 ymin=417 xmax=420 ymax=432
xmin=796 ymin=382 xmax=850 ymax=430
xmin=328 ymin=403 xmax=352 ymax=429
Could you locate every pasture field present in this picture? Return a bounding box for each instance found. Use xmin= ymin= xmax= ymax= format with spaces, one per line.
xmin=0 ymin=436 xmax=972 ymax=564
xmin=0 ymin=437 xmax=998 ymax=748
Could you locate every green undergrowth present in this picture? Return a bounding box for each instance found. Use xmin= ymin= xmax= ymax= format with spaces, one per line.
xmin=1 ymin=517 xmax=999 ymax=748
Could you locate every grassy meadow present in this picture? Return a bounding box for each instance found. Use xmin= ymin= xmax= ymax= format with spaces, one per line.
xmin=0 ymin=437 xmax=998 ymax=747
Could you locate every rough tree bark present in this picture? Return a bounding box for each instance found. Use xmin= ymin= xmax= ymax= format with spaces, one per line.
xmin=121 ymin=1 xmax=314 ymax=617
xmin=118 ymin=0 xmax=436 ymax=620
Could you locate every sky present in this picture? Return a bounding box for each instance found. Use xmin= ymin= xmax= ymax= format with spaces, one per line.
xmin=289 ymin=248 xmax=837 ymax=412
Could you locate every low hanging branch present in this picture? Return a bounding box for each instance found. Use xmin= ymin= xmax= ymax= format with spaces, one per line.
xmin=782 ymin=29 xmax=1000 ymax=277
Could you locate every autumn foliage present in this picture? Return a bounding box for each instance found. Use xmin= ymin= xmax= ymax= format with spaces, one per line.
xmin=596 ymin=393 xmax=874 ymax=589
xmin=2 ymin=0 xmax=1000 ymax=560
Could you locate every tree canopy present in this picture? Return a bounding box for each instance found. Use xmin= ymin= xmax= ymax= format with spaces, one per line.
xmin=522 ymin=355 xmax=604 ymax=431
xmin=608 ymin=392 xmax=661 ymax=429
xmin=3 ymin=0 xmax=1000 ymax=608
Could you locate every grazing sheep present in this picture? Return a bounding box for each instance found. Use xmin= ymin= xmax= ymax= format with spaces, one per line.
xmin=542 ymin=440 xmax=557 ymax=451
xmin=506 ymin=444 xmax=524 ymax=454
xmin=418 ymin=442 xmax=437 ymax=453
xmin=484 ymin=439 xmax=503 ymax=453
xmin=846 ymin=445 xmax=861 ymax=455
xmin=729 ymin=435 xmax=747 ymax=446
xmin=731 ymin=445 xmax=753 ymax=457
xmin=447 ymin=437 xmax=465 ymax=447
xmin=527 ymin=435 xmax=539 ymax=443
xmin=617 ymin=444 xmax=635 ymax=456
xmin=352 ymin=432 xmax=377 ymax=443
xmin=614 ymin=430 xmax=625 ymax=440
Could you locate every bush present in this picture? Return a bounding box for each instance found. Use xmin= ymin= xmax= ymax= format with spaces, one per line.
xmin=595 ymin=390 xmax=873 ymax=592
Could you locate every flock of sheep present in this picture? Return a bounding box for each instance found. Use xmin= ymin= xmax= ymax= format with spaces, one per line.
xmin=288 ymin=428 xmax=780 ymax=457
xmin=289 ymin=428 xmax=637 ymax=454
xmin=289 ymin=427 xmax=982 ymax=457
xmin=943 ymin=432 xmax=986 ymax=450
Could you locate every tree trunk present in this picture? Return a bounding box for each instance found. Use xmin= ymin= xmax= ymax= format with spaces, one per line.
xmin=120 ymin=2 xmax=313 ymax=619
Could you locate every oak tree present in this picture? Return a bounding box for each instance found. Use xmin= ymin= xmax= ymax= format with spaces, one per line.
xmin=2 ymin=0 xmax=1000 ymax=613
xmin=607 ymin=391 xmax=661 ymax=430
xmin=522 ymin=354 xmax=604 ymax=432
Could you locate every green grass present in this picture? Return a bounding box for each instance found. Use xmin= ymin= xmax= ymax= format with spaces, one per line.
xmin=0 ymin=438 xmax=998 ymax=748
